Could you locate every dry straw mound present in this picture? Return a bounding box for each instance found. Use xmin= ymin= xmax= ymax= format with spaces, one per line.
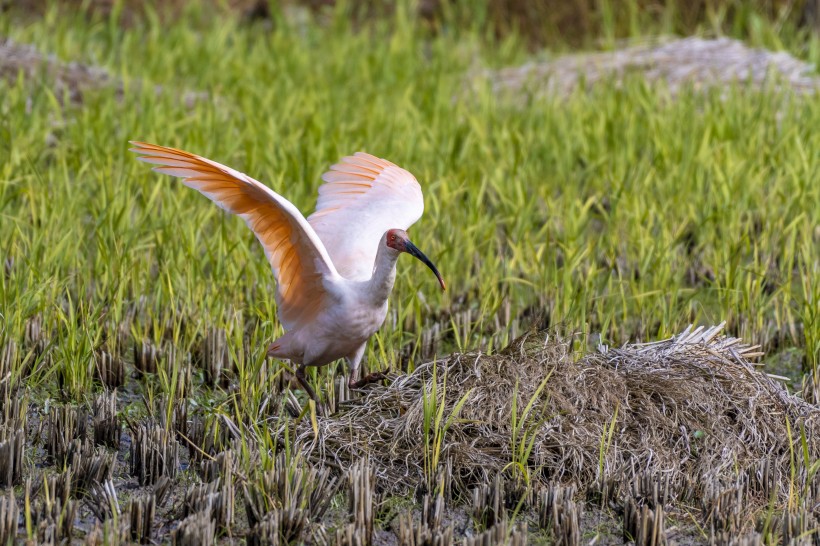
xmin=0 ymin=37 xmax=207 ymax=106
xmin=484 ymin=36 xmax=820 ymax=99
xmin=299 ymin=324 xmax=820 ymax=509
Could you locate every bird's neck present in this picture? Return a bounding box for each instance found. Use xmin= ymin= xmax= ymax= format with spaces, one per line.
xmin=364 ymin=242 xmax=401 ymax=306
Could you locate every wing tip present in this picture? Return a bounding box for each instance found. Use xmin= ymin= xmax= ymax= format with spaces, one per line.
xmin=352 ymin=151 xmax=386 ymax=160
xmin=128 ymin=141 xmax=189 ymax=158
xmin=350 ymin=151 xmax=397 ymax=168
xmin=128 ymin=139 xmax=153 ymax=149
xmin=128 ymin=140 xmax=145 ymax=154
xmin=128 ymin=140 xmax=166 ymax=158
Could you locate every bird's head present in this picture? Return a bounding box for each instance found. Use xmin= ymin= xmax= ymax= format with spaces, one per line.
xmin=386 ymin=228 xmax=446 ymax=290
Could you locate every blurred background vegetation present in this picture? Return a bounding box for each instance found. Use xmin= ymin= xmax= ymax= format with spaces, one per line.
xmin=7 ymin=0 xmax=820 ymax=53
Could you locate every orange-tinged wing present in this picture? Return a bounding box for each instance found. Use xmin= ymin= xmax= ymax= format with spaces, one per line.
xmin=129 ymin=141 xmax=340 ymax=330
xmin=307 ymin=153 xmax=424 ymax=280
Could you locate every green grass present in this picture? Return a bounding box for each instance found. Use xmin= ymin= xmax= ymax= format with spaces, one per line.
xmin=1 ymin=2 xmax=819 ymax=542
xmin=3 ymin=2 xmax=819 ymax=393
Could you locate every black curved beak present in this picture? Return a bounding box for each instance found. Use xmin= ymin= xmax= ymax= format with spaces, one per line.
xmin=405 ymin=240 xmax=446 ymax=290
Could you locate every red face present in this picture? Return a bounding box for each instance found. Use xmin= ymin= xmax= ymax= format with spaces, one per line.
xmin=386 ymin=229 xmax=408 ymax=251
xmin=384 ymin=228 xmax=446 ymax=290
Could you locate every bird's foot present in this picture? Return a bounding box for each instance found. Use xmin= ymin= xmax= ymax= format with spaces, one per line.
xmin=348 ymin=371 xmax=387 ymax=390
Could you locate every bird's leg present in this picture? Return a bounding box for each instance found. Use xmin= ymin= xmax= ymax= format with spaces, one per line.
xmin=345 ymin=344 xmax=386 ymax=390
xmin=295 ymin=364 xmax=323 ymax=411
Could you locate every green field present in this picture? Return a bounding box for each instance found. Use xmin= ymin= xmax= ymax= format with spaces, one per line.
xmin=1 ymin=2 xmax=820 ymax=544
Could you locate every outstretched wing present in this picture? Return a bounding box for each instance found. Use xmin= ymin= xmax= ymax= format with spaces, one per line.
xmin=129 ymin=141 xmax=340 ymax=331
xmin=307 ymin=152 xmax=424 ymax=280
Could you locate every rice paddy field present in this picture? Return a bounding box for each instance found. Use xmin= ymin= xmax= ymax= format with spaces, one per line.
xmin=1 ymin=1 xmax=820 ymax=544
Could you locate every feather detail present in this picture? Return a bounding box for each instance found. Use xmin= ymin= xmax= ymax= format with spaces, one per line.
xmin=129 ymin=141 xmax=339 ymax=330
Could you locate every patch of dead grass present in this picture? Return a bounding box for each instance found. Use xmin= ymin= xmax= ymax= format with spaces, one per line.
xmin=300 ymin=323 xmax=820 ymax=516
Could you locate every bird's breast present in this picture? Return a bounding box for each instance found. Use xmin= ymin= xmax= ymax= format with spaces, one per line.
xmin=328 ymin=297 xmax=388 ymax=341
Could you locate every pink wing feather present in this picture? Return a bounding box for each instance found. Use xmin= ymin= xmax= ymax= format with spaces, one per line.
xmin=129 ymin=141 xmax=340 ymax=331
xmin=308 ymin=153 xmax=424 ymax=280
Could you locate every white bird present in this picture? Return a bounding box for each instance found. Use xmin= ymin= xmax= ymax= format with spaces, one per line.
xmin=129 ymin=142 xmax=445 ymax=404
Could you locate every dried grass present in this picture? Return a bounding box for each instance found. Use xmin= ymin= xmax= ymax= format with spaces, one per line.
xmin=298 ymin=323 xmax=820 ymax=513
